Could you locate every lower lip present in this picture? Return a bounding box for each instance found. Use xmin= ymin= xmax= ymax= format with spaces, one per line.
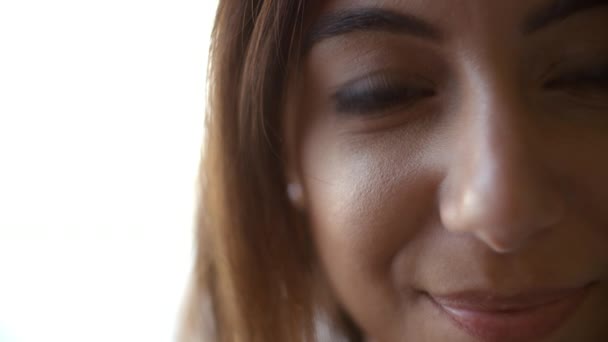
xmin=428 ymin=288 xmax=590 ymax=342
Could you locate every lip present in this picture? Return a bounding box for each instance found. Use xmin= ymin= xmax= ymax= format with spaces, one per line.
xmin=427 ymin=285 xmax=592 ymax=342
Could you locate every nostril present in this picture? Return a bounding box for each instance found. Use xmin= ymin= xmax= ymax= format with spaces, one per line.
xmin=475 ymin=226 xmax=537 ymax=254
xmin=437 ymin=90 xmax=566 ymax=253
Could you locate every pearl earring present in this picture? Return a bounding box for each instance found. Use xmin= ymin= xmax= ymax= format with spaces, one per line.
xmin=287 ymin=183 xmax=303 ymax=205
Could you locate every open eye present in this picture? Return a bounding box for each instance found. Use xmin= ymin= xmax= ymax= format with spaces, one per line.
xmin=333 ymin=74 xmax=435 ymax=115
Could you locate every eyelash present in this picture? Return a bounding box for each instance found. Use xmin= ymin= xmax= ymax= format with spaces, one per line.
xmin=333 ymin=64 xmax=608 ymax=115
xmin=545 ymin=64 xmax=608 ymax=90
xmin=333 ymin=76 xmax=435 ymax=115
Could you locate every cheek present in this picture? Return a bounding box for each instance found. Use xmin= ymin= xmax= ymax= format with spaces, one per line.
xmin=302 ymin=129 xmax=424 ymax=266
xmin=304 ymin=146 xmax=403 ymax=269
xmin=567 ymin=140 xmax=608 ymax=236
xmin=545 ymin=120 xmax=608 ymax=233
xmin=299 ymin=124 xmax=442 ymax=332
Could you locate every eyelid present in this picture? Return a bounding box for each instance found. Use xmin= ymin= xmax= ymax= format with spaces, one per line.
xmin=332 ymin=71 xmax=436 ymax=114
xmin=334 ymin=70 xmax=435 ymax=92
xmin=544 ymin=63 xmax=608 ymax=88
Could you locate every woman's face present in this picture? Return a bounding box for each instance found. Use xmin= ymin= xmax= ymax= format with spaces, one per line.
xmin=286 ymin=0 xmax=608 ymax=341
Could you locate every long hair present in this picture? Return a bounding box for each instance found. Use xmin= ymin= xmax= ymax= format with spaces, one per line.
xmin=179 ymin=1 xmax=360 ymax=341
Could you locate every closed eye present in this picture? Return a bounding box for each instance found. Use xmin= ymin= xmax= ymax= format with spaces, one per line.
xmin=545 ymin=64 xmax=608 ymax=89
xmin=333 ymin=74 xmax=435 ymax=115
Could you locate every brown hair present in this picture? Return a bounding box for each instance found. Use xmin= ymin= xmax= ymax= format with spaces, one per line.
xmin=179 ymin=1 xmax=359 ymax=341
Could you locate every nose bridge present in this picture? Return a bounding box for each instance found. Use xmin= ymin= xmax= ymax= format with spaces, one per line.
xmin=467 ymin=69 xmax=530 ymax=193
xmin=439 ymin=62 xmax=564 ymax=253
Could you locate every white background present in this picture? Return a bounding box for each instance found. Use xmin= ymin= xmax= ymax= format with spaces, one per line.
xmin=0 ymin=0 xmax=218 ymax=340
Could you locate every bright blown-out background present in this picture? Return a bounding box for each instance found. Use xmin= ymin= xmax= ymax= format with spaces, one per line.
xmin=0 ymin=0 xmax=218 ymax=340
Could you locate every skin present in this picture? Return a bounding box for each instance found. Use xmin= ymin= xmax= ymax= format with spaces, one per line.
xmin=285 ymin=0 xmax=608 ymax=341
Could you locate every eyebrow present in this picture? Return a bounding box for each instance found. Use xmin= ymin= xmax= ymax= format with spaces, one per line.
xmin=304 ymin=7 xmax=442 ymax=52
xmin=305 ymin=0 xmax=608 ymax=52
xmin=523 ymin=0 xmax=608 ymax=33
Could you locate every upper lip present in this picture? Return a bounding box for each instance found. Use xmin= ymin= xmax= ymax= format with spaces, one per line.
xmin=428 ymin=285 xmax=593 ymax=312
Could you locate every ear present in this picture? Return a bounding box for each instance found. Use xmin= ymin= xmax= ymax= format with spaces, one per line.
xmin=282 ymin=70 xmax=308 ymax=211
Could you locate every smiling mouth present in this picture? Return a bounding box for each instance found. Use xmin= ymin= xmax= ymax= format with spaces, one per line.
xmin=425 ymin=283 xmax=594 ymax=342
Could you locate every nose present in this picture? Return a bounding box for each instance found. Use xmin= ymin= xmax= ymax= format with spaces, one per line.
xmin=439 ymin=70 xmax=565 ymax=254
